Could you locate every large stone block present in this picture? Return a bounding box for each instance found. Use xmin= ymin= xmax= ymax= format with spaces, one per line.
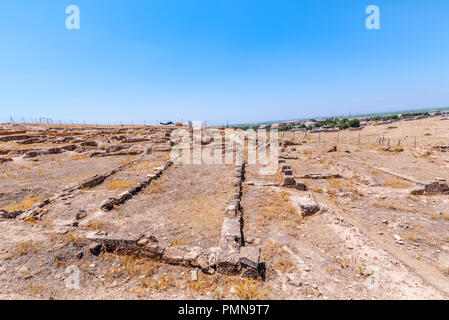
xmin=298 ymin=197 xmax=320 ymax=216
xmin=216 ymin=251 xmax=241 ymax=275
xmin=220 ymin=217 xmax=243 ymax=248
xmin=163 ymin=246 xmax=187 ymax=265
xmin=283 ymin=176 xmax=296 ymax=187
xmin=284 ymin=170 xmax=293 ymax=176
xmin=295 ymin=181 xmax=308 ymax=191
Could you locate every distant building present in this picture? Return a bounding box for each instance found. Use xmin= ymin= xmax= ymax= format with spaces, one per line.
xmin=304 ymin=121 xmax=316 ymax=127
xmin=314 ymin=118 xmax=327 ymax=123
xmin=272 ymin=120 xmax=302 ymax=128
xmin=429 ymin=109 xmax=442 ymax=116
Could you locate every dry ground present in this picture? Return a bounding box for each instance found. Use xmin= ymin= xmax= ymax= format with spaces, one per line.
xmin=0 ymin=117 xmax=448 ymax=300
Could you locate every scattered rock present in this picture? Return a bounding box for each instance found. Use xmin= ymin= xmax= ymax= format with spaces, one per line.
xmin=75 ymin=210 xmax=87 ymax=220
xmin=89 ymin=243 xmax=103 ymax=256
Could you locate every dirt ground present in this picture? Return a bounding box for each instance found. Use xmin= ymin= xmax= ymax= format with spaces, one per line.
xmin=0 ymin=117 xmax=448 ymax=300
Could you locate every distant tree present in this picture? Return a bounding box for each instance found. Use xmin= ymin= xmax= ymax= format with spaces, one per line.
xmin=349 ymin=118 xmax=360 ymax=128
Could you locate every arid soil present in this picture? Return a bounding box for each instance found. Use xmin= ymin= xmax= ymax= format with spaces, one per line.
xmin=0 ymin=117 xmax=448 ymax=300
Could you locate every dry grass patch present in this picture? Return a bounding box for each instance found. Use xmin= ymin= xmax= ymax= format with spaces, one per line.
xmin=28 ymin=282 xmax=43 ymax=295
xmin=404 ymin=231 xmax=421 ymax=242
xmin=382 ymin=178 xmax=410 ymax=189
xmin=60 ymin=232 xmax=84 ymax=245
xmin=105 ymin=179 xmax=137 ymax=190
xmin=71 ymin=154 xmax=88 ymax=161
xmin=185 ymin=272 xmax=268 ymax=299
xmin=104 ymin=254 xmax=176 ymax=292
xmin=84 ymin=220 xmax=108 ymax=232
xmin=2 ymin=196 xmax=44 ymax=211
xmin=4 ymin=240 xmax=39 ymax=259
xmin=105 ymin=254 xmax=159 ymax=279
xmin=261 ymin=240 xmax=294 ymax=273
xmin=142 ymin=274 xmax=175 ymax=292
xmin=235 ymin=278 xmax=268 ymax=300
xmin=256 ymin=190 xmax=302 ymax=229
xmin=374 ymin=201 xmax=427 ymax=213
xmin=309 ymin=185 xmax=323 ymax=193
xmin=436 ymin=266 xmax=449 ymax=277
xmin=430 ymin=212 xmax=449 ymax=220
xmin=148 ymin=179 xmax=167 ymax=199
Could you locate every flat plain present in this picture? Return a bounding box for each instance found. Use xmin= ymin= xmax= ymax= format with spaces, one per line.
xmin=0 ymin=117 xmax=448 ymax=299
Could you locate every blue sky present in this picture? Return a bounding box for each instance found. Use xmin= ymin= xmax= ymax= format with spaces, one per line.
xmin=1 ymin=0 xmax=449 ymax=125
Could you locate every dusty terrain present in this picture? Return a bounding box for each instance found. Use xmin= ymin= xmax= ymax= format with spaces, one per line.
xmin=0 ymin=117 xmax=448 ymax=300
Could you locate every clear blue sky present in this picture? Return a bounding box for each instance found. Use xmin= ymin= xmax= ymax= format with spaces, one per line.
xmin=1 ymin=0 xmax=448 ymax=125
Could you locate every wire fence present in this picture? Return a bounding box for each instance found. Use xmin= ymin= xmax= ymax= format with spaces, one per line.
xmin=278 ymin=130 xmax=447 ymax=149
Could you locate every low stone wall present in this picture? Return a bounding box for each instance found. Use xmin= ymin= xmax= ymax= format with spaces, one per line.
xmin=0 ymin=209 xmax=22 ymax=219
xmin=86 ymin=233 xmax=219 ymax=274
xmin=216 ymin=161 xmax=264 ymax=279
xmin=100 ymin=159 xmax=175 ymax=211
xmin=18 ymin=159 xmax=142 ymax=220
xmin=410 ymin=180 xmax=449 ymax=195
